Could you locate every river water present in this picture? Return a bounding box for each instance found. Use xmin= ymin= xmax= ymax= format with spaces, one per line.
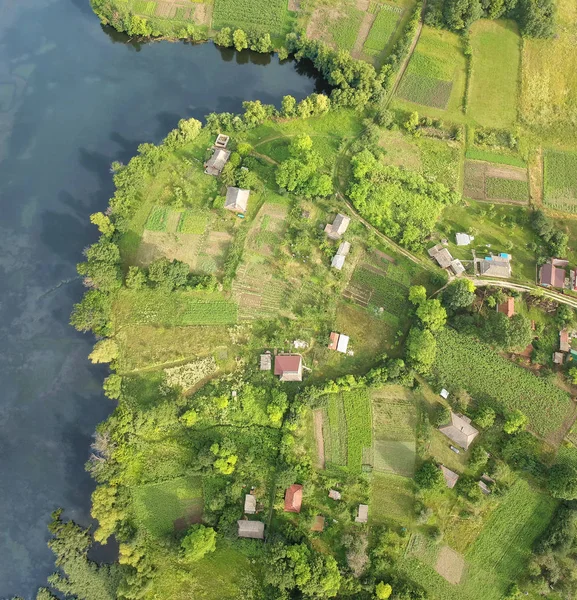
xmin=0 ymin=0 xmax=324 ymax=595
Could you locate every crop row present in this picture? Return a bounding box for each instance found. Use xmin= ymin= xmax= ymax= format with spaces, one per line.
xmin=352 ymin=267 xmax=407 ymax=316
xmin=212 ymin=0 xmax=288 ymax=33
xmin=544 ymin=150 xmax=577 ymax=208
xmin=364 ymin=8 xmax=399 ymax=54
xmin=177 ymin=209 xmax=208 ymax=235
xmin=486 ymin=177 xmax=529 ymax=202
xmin=433 ymin=329 xmax=572 ymax=435
xmin=327 ymin=394 xmax=348 ymax=466
xmin=342 ymin=389 xmax=372 ymax=472
xmin=397 ymin=73 xmax=453 ymax=110
xmin=145 ymin=205 xmax=169 ymax=232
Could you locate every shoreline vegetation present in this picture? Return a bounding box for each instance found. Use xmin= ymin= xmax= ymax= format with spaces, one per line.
xmin=22 ymin=0 xmax=577 ymax=599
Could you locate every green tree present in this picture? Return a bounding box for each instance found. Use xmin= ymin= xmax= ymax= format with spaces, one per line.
xmin=376 ymin=581 xmax=392 ymax=599
xmin=281 ymin=95 xmax=297 ymax=117
xmin=505 ymin=314 xmax=533 ymax=350
xmin=403 ymin=111 xmax=419 ymax=133
xmin=443 ymin=279 xmax=476 ymax=310
xmin=406 ymin=327 xmax=437 ymax=373
xmin=181 ymin=409 xmax=198 ymax=427
xmin=503 ymin=409 xmax=527 ymax=434
xmin=549 ymin=463 xmax=577 ymax=500
xmin=125 ymin=265 xmax=147 ymax=289
xmin=443 ymin=0 xmax=483 ymax=30
xmin=468 ymin=445 xmax=489 ymax=471
xmin=233 ymin=29 xmax=248 ymax=52
xmin=90 ymin=212 xmax=115 ymax=236
xmin=88 ymin=339 xmax=119 ymax=364
xmin=289 ymin=134 xmax=314 ymax=157
xmin=569 ymin=367 xmax=577 ymax=385
xmin=473 ymin=405 xmax=496 ymax=428
xmin=415 ymin=460 xmax=443 ymax=489
xmin=70 ymin=290 xmax=111 ymax=335
xmin=409 ymin=285 xmax=427 ymax=305
xmin=518 ymin=0 xmax=555 ymax=38
xmin=416 ymin=299 xmax=447 ymax=331
xmin=103 ymin=374 xmax=122 ymax=400
xmin=181 ymin=525 xmax=217 ymax=562
xmin=215 ymin=27 xmax=233 ymax=47
xmin=432 ymin=403 xmax=451 ymax=426
xmin=91 ymin=485 xmax=124 ymax=544
xmin=242 ymin=100 xmax=269 ymax=127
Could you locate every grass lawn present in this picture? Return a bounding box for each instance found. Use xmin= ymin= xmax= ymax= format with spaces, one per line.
xmin=468 ymin=19 xmax=521 ymax=128
xmin=370 ymin=472 xmax=415 ymax=526
xmin=363 ymin=5 xmax=402 ymax=57
xmin=436 ymin=199 xmax=538 ymax=283
xmin=433 ymin=328 xmax=573 ymax=437
xmin=543 ymin=149 xmax=577 ymax=213
xmin=520 ymin=0 xmax=577 ymax=141
xmin=132 ymin=475 xmax=203 ymax=537
xmin=395 ymin=26 xmax=466 ymax=117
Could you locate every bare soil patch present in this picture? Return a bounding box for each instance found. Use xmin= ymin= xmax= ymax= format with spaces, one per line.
xmin=194 ymin=3 xmax=210 ymax=25
xmin=485 ymin=164 xmax=527 ymax=181
xmin=136 ymin=230 xmax=202 ymax=269
xmin=155 ymin=2 xmax=176 ymax=17
xmin=313 ymin=409 xmax=326 ymax=469
xmin=306 ymin=6 xmax=345 ymax=48
xmin=434 ymin=546 xmax=465 ymax=585
xmin=356 ymin=0 xmax=369 ymax=8
xmin=288 ymin=0 xmax=300 ymax=11
xmin=173 ymin=500 xmax=203 ymax=532
xmin=463 ymin=159 xmax=529 ymax=203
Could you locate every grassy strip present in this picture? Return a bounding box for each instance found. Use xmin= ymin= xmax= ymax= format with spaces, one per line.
xmin=465 ymin=148 xmax=526 ymax=168
xmin=342 ymin=389 xmax=372 ymax=472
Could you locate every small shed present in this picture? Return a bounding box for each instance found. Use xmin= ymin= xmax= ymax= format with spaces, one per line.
xmin=478 ymin=481 xmax=491 ymax=495
xmin=498 ymin=297 xmax=515 ymax=318
xmin=324 ymin=214 xmax=351 ymax=240
xmin=440 ymin=388 xmax=449 ymax=399
xmin=224 ymin=187 xmax=250 ymax=213
xmin=244 ymin=494 xmax=257 ymax=514
xmin=337 ymin=241 xmax=351 ymax=256
xmin=456 ymin=233 xmax=474 ymax=246
xmin=237 ymin=519 xmax=264 ymax=539
xmin=336 ymin=334 xmax=349 ymax=354
xmin=214 ymin=133 xmax=230 ymax=148
xmin=328 ymin=332 xmax=340 ymax=351
xmin=450 ymin=259 xmax=465 ymax=276
xmin=311 ymin=515 xmax=325 ymax=532
xmin=355 ymin=504 xmax=368 ymax=523
xmin=553 ymin=352 xmax=565 ymax=365
xmin=428 ymin=244 xmax=453 ymax=269
xmin=204 ymin=148 xmax=231 ymax=176
xmin=284 ymin=484 xmax=303 ymax=513
xmin=260 ymin=353 xmax=272 ymax=371
xmin=440 ymin=465 xmax=459 ymax=489
xmin=331 ymin=254 xmax=346 ymax=270
xmin=328 ymin=489 xmax=341 ymax=500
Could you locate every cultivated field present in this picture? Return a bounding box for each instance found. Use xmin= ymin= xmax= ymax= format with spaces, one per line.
xmin=370 ymin=472 xmax=415 ymax=525
xmin=468 ymin=20 xmax=520 ymax=128
xmin=396 ymin=27 xmax=466 ymax=112
xmin=433 ymin=328 xmax=573 ymax=436
xmin=362 ymin=3 xmax=403 ymax=58
xmin=212 ymin=0 xmax=290 ymax=36
xmin=463 ymin=160 xmax=529 ymax=203
xmin=543 ymin=150 xmax=577 ymax=212
xmin=306 ymin=1 xmax=365 ymax=52
xmin=132 ymin=475 xmax=204 ymax=537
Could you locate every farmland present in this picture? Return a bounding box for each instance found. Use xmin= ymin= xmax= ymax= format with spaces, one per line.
xmin=323 ymin=389 xmax=372 ymax=472
xmin=485 ymin=177 xmax=529 ymax=202
xmin=370 ymin=472 xmax=415 ymax=525
xmin=543 ymin=149 xmax=577 ymax=212
xmin=212 ymin=0 xmax=290 ymax=36
xmin=132 ymin=475 xmax=204 ymax=537
xmin=463 ymin=159 xmax=529 ymax=203
xmin=433 ymin=328 xmax=572 ymax=436
xmin=363 ymin=5 xmax=403 ymax=57
xmin=145 ymin=205 xmax=170 ymax=232
xmin=468 ymin=20 xmax=520 ymax=128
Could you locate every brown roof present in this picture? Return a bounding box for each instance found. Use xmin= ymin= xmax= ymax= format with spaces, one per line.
xmin=439 ymin=412 xmax=479 ymax=450
xmin=560 ymin=329 xmax=570 ymax=352
xmin=284 ymin=484 xmax=303 ymax=513
xmin=274 ymin=354 xmax=303 ymax=382
xmin=479 ymin=258 xmax=511 ymax=278
xmin=328 ymin=332 xmax=339 ymax=351
xmin=428 ymin=244 xmax=453 ymax=269
xmin=497 ymin=297 xmax=515 ymax=318
xmin=355 ymin=504 xmax=368 ymax=523
xmin=311 ymin=515 xmax=325 ymax=532
xmin=440 ymin=465 xmax=459 ymax=489
xmin=540 ymin=263 xmax=565 ymax=288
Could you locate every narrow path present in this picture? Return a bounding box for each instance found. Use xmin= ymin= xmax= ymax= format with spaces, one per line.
xmin=351 ymin=12 xmax=377 ymax=59
xmin=471 ymin=278 xmax=577 ymax=309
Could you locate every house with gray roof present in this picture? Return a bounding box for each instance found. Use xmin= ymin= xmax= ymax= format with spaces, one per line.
xmin=324 ymin=214 xmax=350 ymax=240
xmin=237 ymin=519 xmax=264 ymax=539
xmin=440 ymin=465 xmax=459 ymax=489
xmin=428 ymin=244 xmax=453 ymax=269
xmin=204 ymin=148 xmax=231 ymax=176
xmin=439 ymin=412 xmax=479 ymax=450
xmin=479 ymin=255 xmax=512 ymax=278
xmin=224 ymin=187 xmax=250 ymax=213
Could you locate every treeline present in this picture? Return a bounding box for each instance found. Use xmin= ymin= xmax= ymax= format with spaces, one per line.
xmin=425 ymin=0 xmax=556 ymax=38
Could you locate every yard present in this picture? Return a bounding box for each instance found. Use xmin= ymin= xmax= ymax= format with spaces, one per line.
xmin=468 ymin=19 xmax=521 ymax=128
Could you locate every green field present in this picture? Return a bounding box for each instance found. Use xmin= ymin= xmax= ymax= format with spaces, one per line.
xmin=433 ymin=329 xmax=572 ymax=436
xmin=114 ymin=289 xmax=238 ymax=327
xmin=465 ymin=148 xmax=526 ymax=168
xmin=212 ymin=0 xmax=289 ymax=35
xmin=327 ymin=5 xmax=365 ymax=51
xmin=485 ymin=177 xmax=529 ymax=202
xmin=132 ymin=476 xmax=203 ymax=537
xmin=363 ymin=6 xmax=401 ymax=55
xmin=468 ymin=20 xmax=520 ymax=127
xmin=544 ymin=149 xmax=577 ymax=212
xmin=397 ymin=27 xmax=465 ymax=112
xmin=177 ymin=209 xmax=209 ymax=234
xmin=324 ymin=389 xmax=372 ymax=472
xmin=370 ymin=472 xmax=415 ymax=525
xmin=145 ymin=205 xmax=170 ymax=232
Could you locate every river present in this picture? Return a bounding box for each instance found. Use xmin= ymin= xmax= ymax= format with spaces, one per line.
xmin=0 ymin=0 xmax=325 ymax=595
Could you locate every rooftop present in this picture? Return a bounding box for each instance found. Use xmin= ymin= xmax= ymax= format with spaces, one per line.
xmin=204 ymin=148 xmax=230 ymax=176
xmin=274 ymin=354 xmax=303 ymax=382
xmin=497 ymin=297 xmax=515 ymax=318
xmin=328 ymin=332 xmax=339 ymax=351
xmin=237 ymin=519 xmax=264 ymax=539
xmin=336 ymin=334 xmax=349 ymax=354
xmin=456 ymin=233 xmax=474 ymax=246
xmin=244 ymin=494 xmax=257 ymax=514
xmin=284 ymin=484 xmax=303 ymax=513
xmin=440 ymin=465 xmax=459 ymax=489
xmin=479 ymin=256 xmax=511 ymax=279
xmin=355 ymin=504 xmax=368 ymax=523
xmin=540 ymin=262 xmax=566 ymax=288
xmin=439 ymin=412 xmax=479 ymax=450
xmin=324 ymin=214 xmax=350 ymax=240
xmin=224 ymin=187 xmax=250 ymax=213
xmin=428 ymin=244 xmax=453 ymax=269
xmin=331 ymin=254 xmax=346 ymax=270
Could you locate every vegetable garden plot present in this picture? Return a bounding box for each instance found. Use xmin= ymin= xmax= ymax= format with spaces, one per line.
xmin=212 ymin=0 xmax=289 ymax=34
xmin=370 ymin=472 xmax=415 ymax=525
xmin=373 ymin=440 xmax=416 ymax=476
xmin=485 ymin=177 xmax=529 ymax=202
xmin=363 ymin=6 xmax=401 ymax=56
xmin=544 ymin=150 xmax=577 ymax=212
xmin=463 ymin=160 xmax=529 ymax=203
xmin=132 ymin=0 xmax=157 ymax=14
xmin=397 ymin=73 xmax=453 ymax=110
xmin=232 ymin=264 xmax=288 ymax=320
xmin=177 ymin=209 xmax=209 ymax=235
xmin=433 ymin=329 xmax=572 ymax=436
xmin=145 ymin=205 xmax=170 ymax=232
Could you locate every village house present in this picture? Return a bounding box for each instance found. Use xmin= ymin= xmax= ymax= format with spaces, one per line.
xmin=440 ymin=465 xmax=459 ymax=489
xmin=224 ymin=187 xmax=250 ymax=213
xmin=539 ymin=260 xmax=567 ymax=289
xmin=274 ymin=354 xmax=303 ymax=382
xmin=456 ymin=232 xmax=474 ymax=246
xmin=331 ymin=241 xmax=351 ymax=270
xmin=204 ymin=147 xmax=231 ymax=176
xmin=244 ymin=494 xmax=257 ymax=514
xmin=284 ymin=484 xmax=303 ymax=513
xmin=428 ymin=244 xmax=465 ymax=276
xmin=478 ymin=254 xmax=512 ymax=279
xmin=439 ymin=411 xmax=479 ymax=450
xmin=355 ymin=504 xmax=368 ymax=523
xmin=328 ymin=332 xmax=350 ymax=353
xmin=324 ymin=214 xmax=350 ymax=240
xmin=237 ymin=519 xmax=264 ymax=539
xmin=497 ymin=297 xmax=515 ymax=318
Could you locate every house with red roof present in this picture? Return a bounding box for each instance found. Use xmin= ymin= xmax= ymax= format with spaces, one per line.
xmin=539 ymin=262 xmax=566 ymax=289
xmin=497 ymin=297 xmax=515 ymax=318
xmin=284 ymin=484 xmax=303 ymax=513
xmin=274 ymin=354 xmax=303 ymax=382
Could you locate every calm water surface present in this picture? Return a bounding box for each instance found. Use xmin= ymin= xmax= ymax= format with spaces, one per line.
xmin=0 ymin=0 xmax=324 ymax=594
